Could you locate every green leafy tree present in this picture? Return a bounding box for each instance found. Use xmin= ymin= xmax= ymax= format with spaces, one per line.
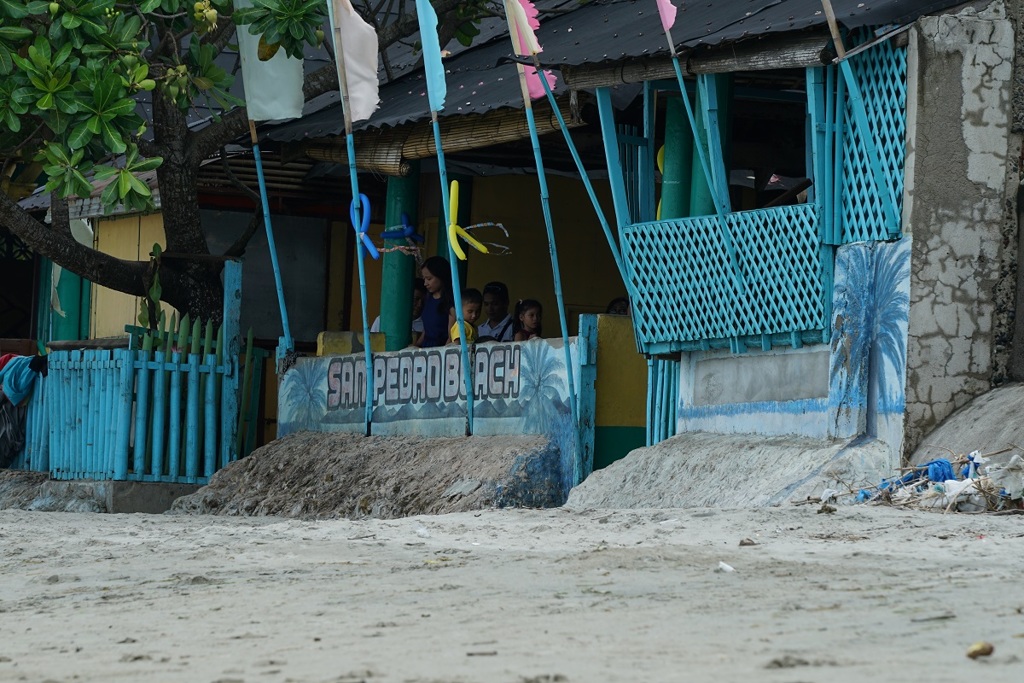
xmin=0 ymin=0 xmax=493 ymax=322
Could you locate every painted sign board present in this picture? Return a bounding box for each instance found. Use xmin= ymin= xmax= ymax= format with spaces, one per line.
xmin=278 ymin=334 xmax=597 ymax=494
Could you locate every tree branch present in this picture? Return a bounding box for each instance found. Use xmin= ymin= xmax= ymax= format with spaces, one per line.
xmin=222 ymin=212 xmax=263 ymax=259
xmin=136 ymin=137 xmax=167 ymax=160
xmin=217 ymin=146 xmax=264 ymax=259
xmin=203 ymin=21 xmax=237 ymax=54
xmin=377 ymin=0 xmax=465 ymax=48
xmin=0 ymin=194 xmax=148 ymax=296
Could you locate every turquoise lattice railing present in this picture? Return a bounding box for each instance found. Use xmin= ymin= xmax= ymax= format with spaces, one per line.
xmin=840 ymin=32 xmax=907 ymax=243
xmin=621 ymin=204 xmax=827 ymax=353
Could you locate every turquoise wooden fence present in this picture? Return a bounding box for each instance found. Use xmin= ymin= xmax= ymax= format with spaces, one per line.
xmin=41 ymin=346 xmax=237 ymax=483
xmin=9 ymin=379 xmax=48 ymax=472
xmin=10 ymin=261 xmax=242 ymax=484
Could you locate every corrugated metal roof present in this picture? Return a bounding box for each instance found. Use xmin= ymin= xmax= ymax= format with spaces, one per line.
xmin=532 ymin=0 xmax=966 ymax=64
xmin=269 ymin=36 xmax=570 ymax=141
xmin=265 ymin=0 xmax=965 ymax=141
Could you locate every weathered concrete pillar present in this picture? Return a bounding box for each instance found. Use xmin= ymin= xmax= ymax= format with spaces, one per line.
xmin=903 ymin=4 xmax=1021 ymax=451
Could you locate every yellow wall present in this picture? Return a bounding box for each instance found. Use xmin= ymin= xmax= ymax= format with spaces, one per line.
xmin=466 ymin=175 xmax=623 ymax=334
xmin=90 ymin=213 xmax=175 ymax=338
xmin=595 ymin=314 xmax=647 ymax=428
xmin=325 ymin=220 xmax=349 ymax=331
xmin=348 ymin=222 xmax=385 ymax=330
xmin=325 ymin=175 xmax=623 ymax=338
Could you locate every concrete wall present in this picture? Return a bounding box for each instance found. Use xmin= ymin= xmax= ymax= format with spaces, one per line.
xmin=672 ymin=236 xmax=912 ymax=474
xmin=277 ymin=335 xmax=592 ymax=496
xmin=902 ymin=4 xmax=1021 ymax=452
xmin=829 ymin=238 xmax=912 ymax=463
xmin=676 ymin=346 xmax=832 ymax=439
xmin=593 ymin=314 xmax=646 ymax=469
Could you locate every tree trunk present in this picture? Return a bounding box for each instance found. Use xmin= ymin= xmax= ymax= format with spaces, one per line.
xmin=152 ymin=86 xmax=224 ymax=322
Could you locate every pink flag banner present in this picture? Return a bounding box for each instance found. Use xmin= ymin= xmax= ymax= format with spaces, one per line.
xmin=505 ymin=0 xmax=557 ymax=100
xmin=656 ymin=0 xmax=677 ymax=32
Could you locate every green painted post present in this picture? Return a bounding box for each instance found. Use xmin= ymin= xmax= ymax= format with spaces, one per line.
xmin=381 ymin=163 xmax=420 ymax=351
xmin=437 ymin=173 xmax=472 ymax=288
xmin=51 ymin=268 xmax=83 ymax=341
xmin=35 ymin=260 xmax=82 ymax=342
xmin=689 ymin=74 xmax=733 ymax=217
xmin=78 ymin=277 xmax=91 ymax=339
xmin=661 ymin=95 xmax=694 ymax=220
xmin=34 ymin=257 xmax=52 ymax=343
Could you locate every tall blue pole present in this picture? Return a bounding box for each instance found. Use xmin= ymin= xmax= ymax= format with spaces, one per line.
xmin=431 ymin=113 xmax=475 ymax=434
xmin=509 ymin=57 xmax=578 ymax=447
xmin=326 ymin=0 xmax=375 ymax=434
xmin=532 ymin=65 xmax=628 ymax=287
xmin=248 ymin=121 xmax=293 ymax=363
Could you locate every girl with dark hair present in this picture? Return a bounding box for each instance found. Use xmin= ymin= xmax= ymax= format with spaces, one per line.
xmin=416 ymin=256 xmax=456 ymax=348
xmin=512 ymin=299 xmax=542 ymax=341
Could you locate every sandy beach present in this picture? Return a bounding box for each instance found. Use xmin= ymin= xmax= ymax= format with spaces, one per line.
xmin=1 ymin=505 xmax=1021 ymax=683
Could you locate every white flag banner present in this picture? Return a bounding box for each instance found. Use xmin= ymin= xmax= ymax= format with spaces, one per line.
xmin=234 ymin=0 xmax=305 ymax=121
xmin=330 ymin=0 xmax=380 ymax=122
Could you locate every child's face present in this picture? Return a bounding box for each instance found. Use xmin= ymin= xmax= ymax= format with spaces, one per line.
xmin=483 ymin=292 xmax=508 ymax=323
xmin=421 ymin=268 xmax=441 ymax=294
xmin=463 ymin=301 xmax=482 ymax=325
xmin=520 ymin=306 xmax=540 ymax=331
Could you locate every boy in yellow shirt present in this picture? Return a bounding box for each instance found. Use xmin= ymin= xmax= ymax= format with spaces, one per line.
xmin=450 ymin=288 xmax=482 ymax=344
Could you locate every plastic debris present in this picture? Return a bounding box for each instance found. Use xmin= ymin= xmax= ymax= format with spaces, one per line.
xmin=987 ymin=454 xmax=1024 ymax=500
xmin=716 ymin=561 xmax=735 ymax=573
xmin=415 ymin=526 xmax=431 ymax=538
xmin=854 ymin=448 xmax=1024 ymax=513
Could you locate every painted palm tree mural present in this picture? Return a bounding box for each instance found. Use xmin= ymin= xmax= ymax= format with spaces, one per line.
xmin=517 ymin=339 xmax=581 ymax=496
xmin=871 ymin=239 xmax=911 ymax=413
xmin=280 ymin=357 xmax=329 ymax=434
xmin=518 ymin=339 xmax=568 ymax=434
xmin=830 ymin=238 xmax=911 ymax=432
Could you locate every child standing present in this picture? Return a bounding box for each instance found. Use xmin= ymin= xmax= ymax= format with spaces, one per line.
xmin=478 ymin=281 xmax=515 ymax=342
xmin=512 ymin=299 xmax=542 ymax=341
xmin=416 ymin=256 xmax=455 ymax=348
xmin=450 ymin=288 xmax=483 ymax=344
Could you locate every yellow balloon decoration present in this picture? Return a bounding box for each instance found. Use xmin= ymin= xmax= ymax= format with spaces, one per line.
xmin=446 ymin=180 xmax=489 ymax=261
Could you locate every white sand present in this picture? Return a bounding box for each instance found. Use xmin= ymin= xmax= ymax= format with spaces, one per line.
xmin=1 ymin=506 xmax=1021 ymax=682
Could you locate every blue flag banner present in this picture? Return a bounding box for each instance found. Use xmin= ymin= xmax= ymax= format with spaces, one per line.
xmin=415 ymin=0 xmax=446 ymax=111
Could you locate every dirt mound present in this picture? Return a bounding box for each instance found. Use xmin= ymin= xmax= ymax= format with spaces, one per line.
xmin=566 ymin=432 xmax=893 ymax=508
xmin=0 ymin=470 xmax=107 ymax=512
xmin=911 ymin=383 xmax=1024 ymax=464
xmin=172 ymin=431 xmax=562 ymax=519
xmin=0 ymin=470 xmax=51 ymax=508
